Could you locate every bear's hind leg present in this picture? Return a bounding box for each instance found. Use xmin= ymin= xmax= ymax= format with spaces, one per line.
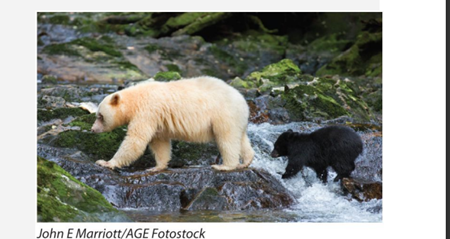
xmin=237 ymin=133 xmax=255 ymax=169
xmin=212 ymin=133 xmax=240 ymax=171
xmin=315 ymin=168 xmax=328 ymax=183
xmin=332 ymin=160 xmax=355 ymax=182
xmin=147 ymin=138 xmax=171 ymax=172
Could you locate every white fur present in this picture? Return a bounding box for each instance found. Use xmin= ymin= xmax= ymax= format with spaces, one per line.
xmin=92 ymin=76 xmax=255 ymax=171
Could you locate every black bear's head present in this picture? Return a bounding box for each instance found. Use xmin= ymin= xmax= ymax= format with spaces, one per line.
xmin=271 ymin=129 xmax=294 ymax=158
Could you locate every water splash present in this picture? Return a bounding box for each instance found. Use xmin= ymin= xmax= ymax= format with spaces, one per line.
xmin=247 ymin=122 xmax=382 ymax=222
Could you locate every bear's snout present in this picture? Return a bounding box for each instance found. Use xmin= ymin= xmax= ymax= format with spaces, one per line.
xmin=270 ymin=150 xmax=279 ymax=158
xmin=91 ymin=126 xmax=101 ymax=133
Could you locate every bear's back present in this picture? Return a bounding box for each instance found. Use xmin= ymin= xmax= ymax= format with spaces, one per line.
xmin=310 ymin=126 xmax=363 ymax=155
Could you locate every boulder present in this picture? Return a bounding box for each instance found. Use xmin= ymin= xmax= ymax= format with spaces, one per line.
xmin=37 ymin=156 xmax=130 ymax=222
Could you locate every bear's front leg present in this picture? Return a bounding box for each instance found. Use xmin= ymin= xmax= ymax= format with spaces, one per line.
xmin=282 ymin=158 xmax=303 ymax=179
xmin=147 ymin=138 xmax=171 ymax=172
xmin=95 ymin=159 xmax=118 ymax=169
xmin=96 ymin=123 xmax=153 ymax=169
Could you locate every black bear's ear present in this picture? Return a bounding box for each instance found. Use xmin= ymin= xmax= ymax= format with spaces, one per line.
xmin=110 ymin=93 xmax=120 ymax=106
xmin=287 ymin=129 xmax=293 ymax=133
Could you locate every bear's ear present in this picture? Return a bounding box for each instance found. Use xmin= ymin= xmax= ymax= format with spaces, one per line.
xmin=287 ymin=129 xmax=293 ymax=133
xmin=110 ymin=94 xmax=120 ymax=106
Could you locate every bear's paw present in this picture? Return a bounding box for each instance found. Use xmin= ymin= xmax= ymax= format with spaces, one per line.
xmin=95 ymin=160 xmax=117 ymax=169
xmin=146 ymin=166 xmax=167 ymax=172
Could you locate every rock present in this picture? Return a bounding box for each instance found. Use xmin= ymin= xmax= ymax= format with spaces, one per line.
xmin=281 ymin=76 xmax=372 ymax=122
xmin=39 ymin=95 xmax=66 ymax=109
xmin=37 ymin=108 xmax=89 ymax=124
xmin=38 ymin=36 xmax=148 ymax=83
xmin=37 ymin=156 xmax=131 ymax=222
xmin=37 ymin=145 xmax=296 ymax=212
xmin=341 ymin=178 xmax=382 ymax=202
xmin=316 ymin=31 xmax=382 ymax=77
xmin=78 ymin=102 xmax=98 ymax=113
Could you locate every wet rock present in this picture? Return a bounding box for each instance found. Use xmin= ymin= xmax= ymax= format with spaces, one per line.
xmin=342 ymin=178 xmax=382 ymax=202
xmin=248 ymin=100 xmax=270 ymax=124
xmin=37 ymin=156 xmax=131 ymax=222
xmin=37 ymin=146 xmax=296 ymax=212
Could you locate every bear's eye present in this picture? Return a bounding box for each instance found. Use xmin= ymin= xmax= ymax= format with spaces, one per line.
xmin=97 ymin=114 xmax=103 ymax=121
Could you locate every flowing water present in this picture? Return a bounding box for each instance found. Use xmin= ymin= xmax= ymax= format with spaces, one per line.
xmin=245 ymin=122 xmax=382 ymax=222
xmin=120 ymin=121 xmax=382 ymax=222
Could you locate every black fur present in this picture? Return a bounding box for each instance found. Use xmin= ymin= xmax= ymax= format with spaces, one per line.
xmin=271 ymin=126 xmax=363 ymax=183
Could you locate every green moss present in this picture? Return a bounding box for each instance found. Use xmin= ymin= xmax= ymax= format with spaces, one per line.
xmin=247 ymin=59 xmax=301 ymax=86
xmin=42 ymin=43 xmax=81 ymax=57
xmin=38 ymin=108 xmax=89 ymax=122
xmin=48 ymin=114 xmax=127 ymax=159
xmin=225 ymin=30 xmax=288 ymax=56
xmin=37 ymin=156 xmax=123 ymax=222
xmin=53 ymin=127 xmax=126 ymax=159
xmin=154 ymin=71 xmax=182 ymax=81
xmin=164 ymin=12 xmax=208 ymax=29
xmin=316 ymin=31 xmax=382 ymax=77
xmin=171 ymin=12 xmax=232 ymax=36
xmin=144 ymin=44 xmax=161 ymax=54
xmin=165 ymin=64 xmax=181 ymax=73
xmin=308 ymin=33 xmax=352 ymax=53
xmin=72 ymin=37 xmax=122 ymax=57
xmin=48 ymin=15 xmax=71 ymax=25
xmin=67 ymin=114 xmax=97 ymax=130
xmin=229 ymin=77 xmax=255 ymax=89
xmin=209 ymin=44 xmax=248 ymax=75
xmin=41 ymin=75 xmax=58 ymax=84
xmin=112 ymin=60 xmax=141 ymax=72
xmin=282 ymin=84 xmax=348 ymax=121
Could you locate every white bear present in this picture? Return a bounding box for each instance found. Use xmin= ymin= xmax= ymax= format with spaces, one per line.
xmin=91 ymin=76 xmax=254 ymax=171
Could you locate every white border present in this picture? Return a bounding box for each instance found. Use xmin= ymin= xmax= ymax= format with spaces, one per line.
xmin=2 ymin=0 xmax=446 ymax=238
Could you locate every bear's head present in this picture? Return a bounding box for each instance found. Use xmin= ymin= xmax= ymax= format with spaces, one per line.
xmin=271 ymin=129 xmax=294 ymax=158
xmin=91 ymin=93 xmax=127 ymax=133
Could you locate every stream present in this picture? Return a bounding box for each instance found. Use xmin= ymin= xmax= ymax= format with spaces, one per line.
xmin=120 ymin=122 xmax=382 ymax=222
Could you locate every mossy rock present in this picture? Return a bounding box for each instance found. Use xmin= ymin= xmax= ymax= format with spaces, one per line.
xmin=37 ymin=108 xmax=89 ymax=122
xmin=282 ymin=77 xmax=372 ymax=121
xmin=47 ymin=114 xmax=127 ymax=159
xmin=154 ymin=71 xmax=182 ymax=81
xmin=37 ymin=156 xmax=130 ymax=222
xmin=282 ymin=84 xmax=348 ymax=121
xmin=308 ymin=33 xmax=352 ymax=53
xmin=171 ymin=12 xmax=232 ymax=36
xmin=247 ymin=59 xmax=301 ymax=85
xmin=316 ymin=31 xmax=382 ymax=77
xmin=229 ymin=59 xmax=301 ymax=92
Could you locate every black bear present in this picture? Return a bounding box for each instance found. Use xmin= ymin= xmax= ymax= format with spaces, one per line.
xmin=271 ymin=126 xmax=363 ymax=183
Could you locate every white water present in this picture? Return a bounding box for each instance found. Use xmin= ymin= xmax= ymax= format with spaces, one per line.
xmin=247 ymin=122 xmax=382 ymax=222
